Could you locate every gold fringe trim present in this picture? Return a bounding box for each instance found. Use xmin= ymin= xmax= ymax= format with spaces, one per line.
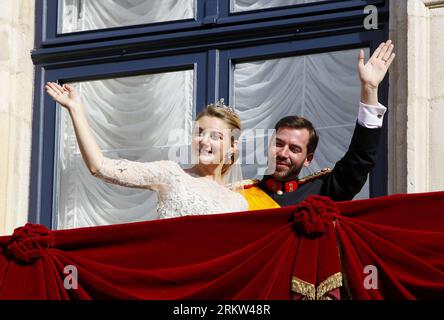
xmin=291 ymin=272 xmax=343 ymax=300
xmin=291 ymin=277 xmax=316 ymax=300
xmin=317 ymin=272 xmax=343 ymax=300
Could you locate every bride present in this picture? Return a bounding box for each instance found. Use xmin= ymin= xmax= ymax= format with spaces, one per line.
xmin=45 ymin=82 xmax=248 ymax=219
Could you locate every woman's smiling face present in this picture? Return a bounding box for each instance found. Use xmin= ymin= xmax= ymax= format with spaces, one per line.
xmin=192 ymin=116 xmax=234 ymax=165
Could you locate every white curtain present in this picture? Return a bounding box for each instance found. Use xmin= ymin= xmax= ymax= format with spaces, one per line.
xmin=56 ymin=1 xmax=370 ymax=229
xmin=233 ymin=48 xmax=370 ymax=199
xmin=231 ymin=0 xmax=328 ymax=12
xmin=57 ymin=70 xmax=194 ymax=229
xmin=59 ymin=0 xmax=195 ymax=33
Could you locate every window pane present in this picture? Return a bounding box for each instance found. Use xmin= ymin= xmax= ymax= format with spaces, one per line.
xmin=56 ymin=70 xmax=194 ymax=229
xmin=233 ymin=48 xmax=370 ymax=199
xmin=58 ymin=0 xmax=195 ymax=34
xmin=231 ymin=0 xmax=328 ymax=13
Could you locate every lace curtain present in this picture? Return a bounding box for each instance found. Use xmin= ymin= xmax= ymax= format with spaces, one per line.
xmin=57 ymin=0 xmax=196 ymax=230
xmin=56 ymin=1 xmax=370 ymax=229
xmin=57 ymin=71 xmax=194 ymax=229
xmin=234 ymin=48 xmax=370 ymax=199
xmin=58 ymin=0 xmax=195 ymax=33
xmin=231 ymin=0 xmax=328 ymax=12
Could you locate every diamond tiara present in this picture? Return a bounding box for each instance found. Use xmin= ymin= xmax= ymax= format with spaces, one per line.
xmin=212 ymin=98 xmax=237 ymax=114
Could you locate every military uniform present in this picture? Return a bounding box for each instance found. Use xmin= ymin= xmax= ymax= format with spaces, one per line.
xmin=243 ymin=123 xmax=382 ymax=209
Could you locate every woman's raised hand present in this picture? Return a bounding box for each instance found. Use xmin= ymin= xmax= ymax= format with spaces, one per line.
xmin=45 ymin=81 xmax=104 ymax=174
xmin=45 ymin=82 xmax=82 ymax=111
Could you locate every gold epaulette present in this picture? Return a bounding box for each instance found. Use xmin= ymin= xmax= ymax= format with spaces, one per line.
xmin=298 ymin=168 xmax=332 ymax=185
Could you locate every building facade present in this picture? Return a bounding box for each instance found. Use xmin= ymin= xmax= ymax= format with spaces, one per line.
xmin=0 ymin=0 xmax=443 ymax=235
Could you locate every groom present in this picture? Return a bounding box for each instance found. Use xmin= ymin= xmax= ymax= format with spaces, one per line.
xmin=243 ymin=40 xmax=396 ymax=210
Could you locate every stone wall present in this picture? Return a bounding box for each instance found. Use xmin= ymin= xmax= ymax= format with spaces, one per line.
xmin=0 ymin=0 xmax=34 ymax=235
xmin=428 ymin=3 xmax=444 ymax=191
xmin=389 ymin=0 xmax=444 ymax=194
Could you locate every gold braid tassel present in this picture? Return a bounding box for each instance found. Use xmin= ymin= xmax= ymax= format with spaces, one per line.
xmin=291 ymin=272 xmax=343 ymax=300
xmin=291 ymin=277 xmax=316 ymax=300
xmin=316 ymin=272 xmax=343 ymax=300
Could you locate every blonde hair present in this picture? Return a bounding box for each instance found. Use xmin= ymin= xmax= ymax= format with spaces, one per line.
xmin=196 ymin=105 xmax=241 ymax=175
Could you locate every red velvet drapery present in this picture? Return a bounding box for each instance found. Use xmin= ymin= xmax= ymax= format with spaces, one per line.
xmin=1 ymin=192 xmax=444 ymax=300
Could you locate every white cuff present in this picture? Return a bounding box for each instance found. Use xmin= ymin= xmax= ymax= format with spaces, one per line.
xmin=357 ymin=102 xmax=387 ymax=128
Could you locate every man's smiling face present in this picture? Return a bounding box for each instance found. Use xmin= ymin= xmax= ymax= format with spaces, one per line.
xmin=269 ymin=127 xmax=314 ymax=180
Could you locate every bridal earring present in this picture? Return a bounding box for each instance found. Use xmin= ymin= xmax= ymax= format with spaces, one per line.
xmin=224 ymin=151 xmax=235 ymax=164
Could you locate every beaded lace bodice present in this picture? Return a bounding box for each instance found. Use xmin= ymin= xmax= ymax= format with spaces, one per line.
xmin=92 ymin=157 xmax=248 ymax=219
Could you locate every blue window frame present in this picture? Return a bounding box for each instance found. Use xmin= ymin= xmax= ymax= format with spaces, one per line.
xmin=31 ymin=0 xmax=389 ymax=228
xmin=217 ymin=28 xmax=390 ymax=198
xmin=30 ymin=53 xmax=208 ymax=228
xmin=37 ymin=0 xmax=385 ymax=47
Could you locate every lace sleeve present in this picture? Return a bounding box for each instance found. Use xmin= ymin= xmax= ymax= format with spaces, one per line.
xmin=92 ymin=157 xmax=181 ymax=192
xmin=238 ymin=193 xmax=249 ymax=211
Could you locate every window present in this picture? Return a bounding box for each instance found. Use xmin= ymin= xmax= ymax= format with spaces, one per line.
xmin=58 ymin=0 xmax=196 ymax=33
xmin=231 ymin=48 xmax=371 ymax=199
xmin=231 ymin=0 xmax=328 ymax=13
xmin=56 ymin=70 xmax=194 ymax=229
xmin=31 ymin=0 xmax=389 ymax=229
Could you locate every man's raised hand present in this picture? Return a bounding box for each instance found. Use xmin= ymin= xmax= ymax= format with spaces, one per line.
xmin=358 ymin=40 xmax=396 ymax=91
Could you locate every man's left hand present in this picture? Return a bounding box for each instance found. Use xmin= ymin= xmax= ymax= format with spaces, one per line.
xmin=358 ymin=40 xmax=396 ymax=91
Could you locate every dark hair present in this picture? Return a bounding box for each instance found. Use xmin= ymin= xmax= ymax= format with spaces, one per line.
xmin=274 ymin=116 xmax=319 ymax=155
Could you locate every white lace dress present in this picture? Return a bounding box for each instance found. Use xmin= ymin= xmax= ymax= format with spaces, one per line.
xmin=92 ymin=157 xmax=249 ymax=219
